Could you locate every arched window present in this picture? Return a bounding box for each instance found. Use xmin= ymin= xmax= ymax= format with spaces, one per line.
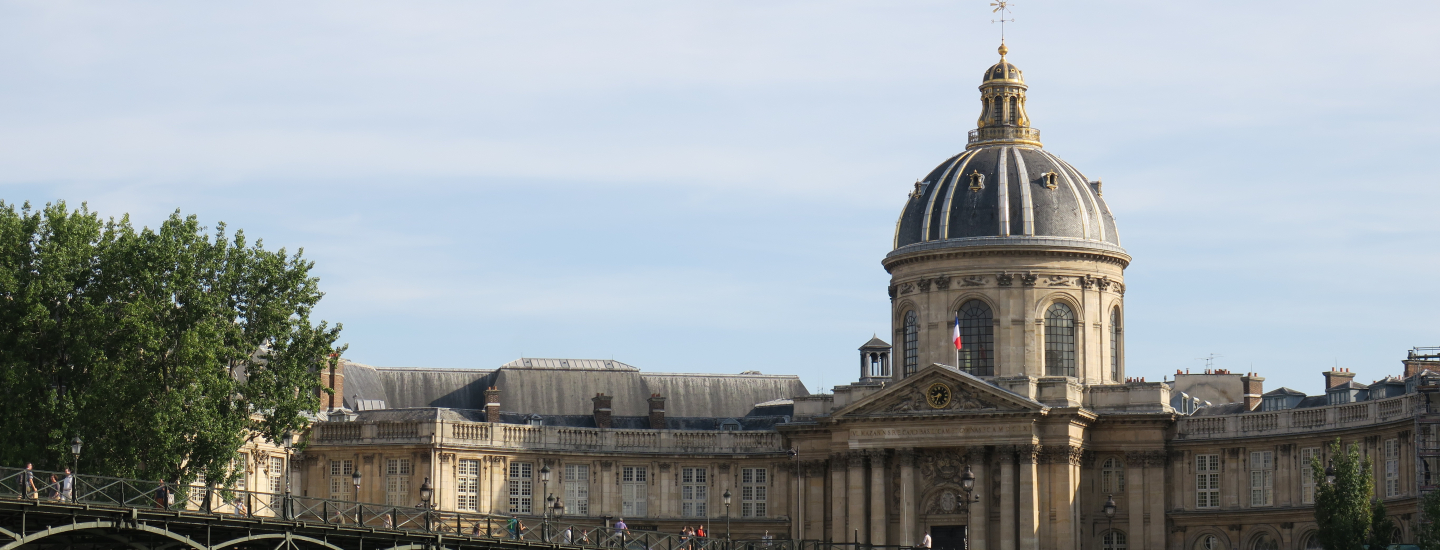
xmin=1102 ymin=530 xmax=1126 ymax=550
xmin=1044 ymin=302 xmax=1076 ymax=377
xmin=1302 ymin=534 xmax=1322 ymax=550
xmin=1250 ymin=533 xmax=1278 ymax=550
xmin=957 ymin=300 xmax=995 ymax=376
xmin=1196 ymin=535 xmax=1221 ymax=550
xmin=903 ymin=311 xmax=919 ymax=377
xmin=1102 ymin=458 xmax=1125 ymax=494
xmin=1110 ymin=307 xmax=1122 ymax=382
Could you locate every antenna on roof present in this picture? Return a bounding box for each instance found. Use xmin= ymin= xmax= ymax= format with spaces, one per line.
xmin=1197 ymin=354 xmax=1222 ymax=369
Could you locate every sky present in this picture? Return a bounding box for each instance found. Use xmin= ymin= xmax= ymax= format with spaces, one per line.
xmin=2 ymin=1 xmax=1438 ymax=396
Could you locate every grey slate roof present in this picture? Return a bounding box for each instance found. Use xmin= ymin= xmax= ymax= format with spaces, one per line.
xmin=341 ymin=358 xmax=809 ymax=419
xmin=1263 ymin=387 xmax=1306 ymax=397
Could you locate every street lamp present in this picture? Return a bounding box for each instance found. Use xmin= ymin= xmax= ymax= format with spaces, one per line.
xmin=352 ymin=470 xmax=362 ymax=524
xmin=960 ymin=465 xmax=975 ymax=550
xmin=1102 ymin=494 xmax=1117 ymax=550
xmin=70 ymin=436 xmax=82 ymax=476
xmin=540 ymin=464 xmax=552 ymax=541
xmin=723 ymin=489 xmax=732 ymax=544
xmin=419 ymin=477 xmax=433 ymax=531
xmin=281 ymin=432 xmax=294 ymax=519
xmin=1325 ymin=461 xmax=1337 ymax=485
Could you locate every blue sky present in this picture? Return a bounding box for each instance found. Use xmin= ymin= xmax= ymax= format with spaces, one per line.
xmin=3 ymin=1 xmax=1438 ymax=396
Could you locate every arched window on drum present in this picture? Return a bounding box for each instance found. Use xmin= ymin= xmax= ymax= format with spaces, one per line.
xmin=956 ymin=300 xmax=994 ymax=376
xmin=1110 ymin=307 xmax=1123 ymax=382
xmin=903 ymin=311 xmax=919 ymax=377
xmin=1044 ymin=302 xmax=1077 ymax=377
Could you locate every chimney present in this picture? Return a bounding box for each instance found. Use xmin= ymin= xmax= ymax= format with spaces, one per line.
xmin=1241 ymin=373 xmax=1264 ymax=411
xmin=592 ymin=393 xmax=613 ymax=429
xmin=1324 ymin=369 xmax=1355 ymax=389
xmin=648 ymin=394 xmax=667 ymax=429
xmin=321 ymin=355 xmax=346 ymax=411
xmin=485 ymin=387 xmax=502 ymax=423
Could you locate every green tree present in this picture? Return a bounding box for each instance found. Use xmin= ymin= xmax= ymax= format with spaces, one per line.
xmin=1311 ymin=438 xmax=1375 ymax=550
xmin=1368 ymin=498 xmax=1396 ymax=550
xmin=1419 ymin=488 xmax=1440 ymax=550
xmin=0 ymin=201 xmax=344 ymax=486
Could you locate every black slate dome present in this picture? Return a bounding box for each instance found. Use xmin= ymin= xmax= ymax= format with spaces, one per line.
xmin=889 ymin=46 xmax=1125 ymax=258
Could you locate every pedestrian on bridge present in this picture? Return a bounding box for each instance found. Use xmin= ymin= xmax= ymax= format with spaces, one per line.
xmin=59 ymin=469 xmax=73 ymax=502
xmin=20 ymin=463 xmax=37 ymax=499
xmin=154 ymin=480 xmax=171 ymax=509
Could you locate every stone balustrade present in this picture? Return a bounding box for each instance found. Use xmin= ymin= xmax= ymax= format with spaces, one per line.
xmin=311 ymin=420 xmax=786 ymax=455
xmin=1176 ymin=394 xmax=1417 ymax=440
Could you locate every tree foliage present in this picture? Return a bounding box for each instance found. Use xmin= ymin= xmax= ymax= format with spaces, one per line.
xmin=1419 ymin=487 xmax=1440 ymax=550
xmin=1369 ymin=497 xmax=1396 ymax=550
xmin=1311 ymin=438 xmax=1375 ymax=550
xmin=0 ymin=201 xmax=344 ymax=486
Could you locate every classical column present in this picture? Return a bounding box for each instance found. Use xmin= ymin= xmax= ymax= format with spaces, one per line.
xmin=1018 ymin=445 xmax=1039 ymax=550
xmin=831 ymin=455 xmax=848 ymax=542
xmin=998 ymin=446 xmax=1016 ymax=550
xmin=1124 ymin=452 xmax=1144 ymax=549
xmin=847 ymin=452 xmax=867 ymax=543
xmin=869 ymin=450 xmax=888 ymax=545
xmin=968 ymin=446 xmax=989 ymax=550
xmin=1052 ymin=447 xmax=1078 ymax=550
xmin=899 ymin=449 xmax=917 ymax=546
xmin=1146 ymin=454 xmax=1166 ymax=550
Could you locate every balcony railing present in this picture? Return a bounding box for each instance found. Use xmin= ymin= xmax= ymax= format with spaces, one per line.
xmin=1177 ymin=394 xmax=1416 ymax=440
xmin=967 ymin=126 xmax=1041 ymax=146
xmin=310 ymin=420 xmax=786 ymax=454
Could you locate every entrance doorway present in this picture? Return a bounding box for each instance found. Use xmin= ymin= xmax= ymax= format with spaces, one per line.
xmin=930 ymin=526 xmax=967 ymax=550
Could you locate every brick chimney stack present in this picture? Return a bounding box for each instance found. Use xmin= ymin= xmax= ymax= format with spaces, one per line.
xmin=648 ymin=394 xmax=667 ymax=429
xmin=1241 ymin=373 xmax=1264 ymax=410
xmin=593 ymin=393 xmax=613 ymax=429
xmin=321 ymin=354 xmax=345 ymax=411
xmin=485 ymin=387 xmax=502 ymax=423
xmin=1324 ymin=368 xmax=1356 ymax=389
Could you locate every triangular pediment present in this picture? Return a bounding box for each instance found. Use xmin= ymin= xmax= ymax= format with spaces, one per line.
xmin=834 ymin=363 xmax=1046 ymax=417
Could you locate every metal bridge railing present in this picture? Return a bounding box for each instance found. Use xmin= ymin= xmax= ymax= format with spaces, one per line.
xmin=0 ymin=465 xmax=819 ymax=550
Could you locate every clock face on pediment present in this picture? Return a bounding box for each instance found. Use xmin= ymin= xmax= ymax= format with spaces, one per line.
xmin=926 ymin=383 xmax=952 ymax=409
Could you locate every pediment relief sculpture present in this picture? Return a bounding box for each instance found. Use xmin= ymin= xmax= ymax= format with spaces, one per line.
xmin=870 ymin=379 xmax=1007 ymax=414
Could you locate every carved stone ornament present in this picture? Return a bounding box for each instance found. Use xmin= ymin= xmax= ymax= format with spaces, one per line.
xmin=889 ymin=285 xmax=898 ymax=299
xmin=658 ymin=462 xmax=672 ymax=472
xmin=1079 ymin=275 xmax=1095 ymax=289
xmin=922 ymin=486 xmax=970 ymax=515
xmin=1114 ymin=283 xmax=1125 ymax=295
xmin=599 ymin=460 xmax=613 ymax=470
xmin=996 ymin=272 xmax=1014 ymax=287
xmin=1095 ymin=276 xmax=1112 ymax=291
xmin=878 ymin=377 xmax=1005 ymax=414
xmin=1044 ymin=275 xmax=1073 ymax=287
xmin=934 ymin=277 xmax=951 ymax=290
xmin=897 ymin=448 xmax=918 ymax=467
xmin=847 ymin=452 xmax=866 ymax=468
xmin=719 ymin=463 xmax=732 ymax=474
xmin=1019 ymin=273 xmax=1038 ymax=287
xmin=918 ymin=449 xmax=970 ymax=484
xmin=917 ymin=279 xmax=932 ymax=292
xmin=1017 ymin=445 xmax=1040 ymax=464
xmin=900 ymin=282 xmax=915 ymax=294
xmin=961 ymin=275 xmax=986 ymax=287
xmin=440 ymin=453 xmax=455 ymax=464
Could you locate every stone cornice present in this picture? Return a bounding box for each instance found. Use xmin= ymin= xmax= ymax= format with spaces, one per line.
xmin=883 ymin=243 xmax=1130 ymax=273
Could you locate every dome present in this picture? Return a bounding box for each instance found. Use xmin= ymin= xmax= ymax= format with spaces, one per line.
xmin=889 ymin=45 xmax=1125 ymax=259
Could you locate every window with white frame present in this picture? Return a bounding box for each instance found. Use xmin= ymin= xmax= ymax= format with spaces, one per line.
xmin=564 ymin=464 xmax=589 ymax=516
xmin=386 ymin=458 xmax=412 ymax=506
xmin=458 ymin=459 xmax=480 ymax=511
xmin=1102 ymin=530 xmax=1126 ymax=550
xmin=509 ymin=462 xmax=533 ymax=514
xmin=329 ymin=459 xmax=354 ymax=501
xmin=232 ymin=454 xmax=248 ymax=491
xmin=1102 ymin=458 xmax=1126 ymax=494
xmin=1250 ymin=451 xmax=1274 ymax=507
xmin=621 ymin=466 xmax=648 ymax=517
xmin=1300 ymin=447 xmax=1319 ymax=504
xmin=681 ymin=467 xmax=707 ymax=517
xmin=1195 ymin=454 xmax=1219 ymax=509
xmin=1386 ymin=439 xmax=1400 ymax=497
xmin=741 ymin=467 xmax=767 ymax=517
xmin=268 ymin=457 xmax=284 ymax=494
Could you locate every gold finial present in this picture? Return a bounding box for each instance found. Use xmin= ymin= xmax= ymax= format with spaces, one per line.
xmin=998 ymin=43 xmax=1009 ymax=57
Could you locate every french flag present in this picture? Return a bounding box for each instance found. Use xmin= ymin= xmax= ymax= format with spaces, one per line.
xmin=953 ymin=312 xmax=963 ymax=350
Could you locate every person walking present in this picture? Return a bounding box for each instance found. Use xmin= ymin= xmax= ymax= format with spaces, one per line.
xmin=564 ymin=526 xmax=574 ymax=544
xmin=507 ymin=515 xmax=520 ymax=539
xmin=20 ymin=463 xmax=37 ymax=499
xmin=154 ymin=480 xmax=171 ymax=509
xmin=47 ymin=475 xmax=58 ymax=500
xmin=59 ymin=468 xmax=74 ymax=502
xmin=614 ymin=517 xmax=628 ymax=548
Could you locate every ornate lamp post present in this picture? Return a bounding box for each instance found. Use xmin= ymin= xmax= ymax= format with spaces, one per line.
xmin=419 ymin=478 xmax=434 ymax=531
xmin=1102 ymin=494 xmax=1117 ymax=550
xmin=281 ymin=431 xmax=294 ymax=519
xmin=352 ymin=470 xmax=362 ymax=524
xmin=723 ymin=489 xmax=732 ymax=545
xmin=540 ymin=464 xmax=552 ymax=541
xmin=1325 ymin=461 xmax=1337 ymax=485
xmin=70 ymin=436 xmax=82 ymax=477
xmin=960 ymin=465 xmax=976 ymax=550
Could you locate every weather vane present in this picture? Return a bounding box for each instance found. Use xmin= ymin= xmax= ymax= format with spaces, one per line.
xmin=991 ymin=1 xmax=1014 ymax=44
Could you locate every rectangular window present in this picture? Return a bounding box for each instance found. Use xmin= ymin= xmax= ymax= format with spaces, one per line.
xmin=681 ymin=467 xmax=708 ymax=517
xmin=741 ymin=468 xmax=767 ymax=517
xmin=509 ymin=462 xmax=533 ymax=514
xmin=1300 ymin=447 xmax=1319 ymax=505
xmin=385 ymin=458 xmax=412 ymax=506
xmin=1195 ymin=454 xmax=1219 ymax=509
xmin=564 ymin=464 xmax=589 ymax=516
xmin=458 ymin=459 xmax=480 ymax=511
xmin=621 ymin=466 xmax=648 ymax=517
xmin=233 ymin=454 xmax=248 ymax=491
xmin=1249 ymin=451 xmax=1274 ymax=507
xmin=1386 ymin=439 xmax=1400 ymax=498
xmin=329 ymin=459 xmax=354 ymax=501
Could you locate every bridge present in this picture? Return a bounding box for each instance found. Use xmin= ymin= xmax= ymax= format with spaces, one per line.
xmin=0 ymin=467 xmax=800 ymax=550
